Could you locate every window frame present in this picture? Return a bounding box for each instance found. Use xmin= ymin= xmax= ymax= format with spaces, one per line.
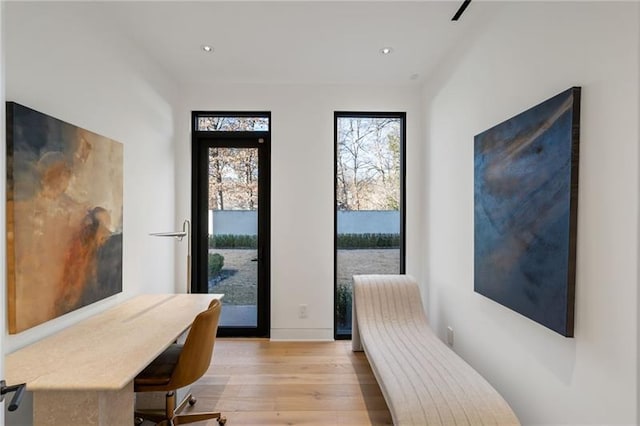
xmin=333 ymin=111 xmax=407 ymax=340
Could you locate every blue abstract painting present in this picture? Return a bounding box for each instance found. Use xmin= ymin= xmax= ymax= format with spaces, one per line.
xmin=474 ymin=87 xmax=580 ymax=337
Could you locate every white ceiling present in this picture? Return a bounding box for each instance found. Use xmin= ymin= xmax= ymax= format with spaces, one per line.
xmin=28 ymin=1 xmax=500 ymax=87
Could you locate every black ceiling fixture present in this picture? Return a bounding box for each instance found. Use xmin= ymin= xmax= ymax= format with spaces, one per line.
xmin=452 ymin=0 xmax=472 ymax=21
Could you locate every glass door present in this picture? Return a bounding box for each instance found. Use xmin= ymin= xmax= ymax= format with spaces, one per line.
xmin=209 ymin=146 xmax=259 ymax=329
xmin=192 ymin=113 xmax=270 ymax=337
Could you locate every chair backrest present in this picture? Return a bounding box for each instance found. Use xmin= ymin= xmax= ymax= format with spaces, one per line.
xmin=168 ymin=299 xmax=222 ymax=389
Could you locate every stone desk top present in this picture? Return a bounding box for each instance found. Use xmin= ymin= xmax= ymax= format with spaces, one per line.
xmin=6 ymin=293 xmax=222 ymax=391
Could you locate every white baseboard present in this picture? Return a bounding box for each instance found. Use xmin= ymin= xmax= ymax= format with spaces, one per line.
xmin=270 ymin=328 xmax=334 ymax=341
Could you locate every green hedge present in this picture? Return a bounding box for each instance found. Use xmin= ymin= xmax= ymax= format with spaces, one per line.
xmin=336 ymin=284 xmax=353 ymax=326
xmin=208 ymin=253 xmax=224 ymax=278
xmin=209 ymin=233 xmax=398 ymax=249
xmin=337 ymin=233 xmax=400 ymax=249
xmin=209 ymin=234 xmax=258 ymax=249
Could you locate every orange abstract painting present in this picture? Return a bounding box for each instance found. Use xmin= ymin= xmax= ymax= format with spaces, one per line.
xmin=6 ymin=102 xmax=123 ymax=334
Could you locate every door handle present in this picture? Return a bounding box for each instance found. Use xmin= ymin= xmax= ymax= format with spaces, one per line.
xmin=251 ymin=246 xmax=264 ymax=262
xmin=1 ymin=380 xmax=27 ymax=412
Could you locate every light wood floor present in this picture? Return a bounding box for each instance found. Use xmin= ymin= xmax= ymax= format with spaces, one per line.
xmin=181 ymin=339 xmax=392 ymax=425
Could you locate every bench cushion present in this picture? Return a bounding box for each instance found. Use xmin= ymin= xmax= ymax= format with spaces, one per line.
xmin=352 ymin=274 xmax=519 ymax=426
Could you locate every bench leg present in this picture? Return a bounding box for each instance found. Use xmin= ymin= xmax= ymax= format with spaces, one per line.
xmin=352 ymin=289 xmax=363 ymax=352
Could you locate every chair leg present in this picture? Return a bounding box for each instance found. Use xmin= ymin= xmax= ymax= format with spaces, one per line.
xmin=136 ymin=391 xmax=225 ymax=425
xmin=174 ymin=412 xmax=225 ymax=425
xmin=165 ymin=391 xmax=177 ymax=418
xmin=174 ymin=392 xmax=193 ymax=415
xmin=173 ymin=392 xmax=225 ymax=425
xmin=133 ymin=410 xmax=170 ymax=425
xmin=134 ymin=391 xmax=177 ymax=425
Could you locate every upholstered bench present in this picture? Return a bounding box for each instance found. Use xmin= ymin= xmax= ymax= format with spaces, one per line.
xmin=352 ymin=274 xmax=520 ymax=426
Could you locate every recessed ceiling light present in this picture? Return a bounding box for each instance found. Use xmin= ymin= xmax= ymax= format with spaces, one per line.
xmin=201 ymin=45 xmax=214 ymax=53
xmin=380 ymin=47 xmax=393 ymax=55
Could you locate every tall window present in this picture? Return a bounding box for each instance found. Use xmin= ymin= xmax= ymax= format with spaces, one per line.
xmin=334 ymin=112 xmax=406 ymax=339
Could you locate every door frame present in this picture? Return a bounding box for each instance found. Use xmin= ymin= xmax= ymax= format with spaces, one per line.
xmin=191 ymin=111 xmax=271 ymax=337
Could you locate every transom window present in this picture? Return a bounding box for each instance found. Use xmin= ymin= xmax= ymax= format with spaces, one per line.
xmin=195 ymin=115 xmax=270 ymax=132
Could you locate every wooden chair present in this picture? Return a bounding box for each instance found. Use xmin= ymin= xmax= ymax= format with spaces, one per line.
xmin=134 ymin=299 xmax=226 ymax=426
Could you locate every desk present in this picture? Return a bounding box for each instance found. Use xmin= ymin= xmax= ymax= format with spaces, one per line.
xmin=5 ymin=293 xmax=223 ymax=426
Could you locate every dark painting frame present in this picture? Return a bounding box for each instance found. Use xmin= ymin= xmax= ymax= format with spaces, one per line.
xmin=474 ymin=87 xmax=581 ymax=337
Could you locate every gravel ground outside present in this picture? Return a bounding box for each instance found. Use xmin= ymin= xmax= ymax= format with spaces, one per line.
xmin=336 ymin=249 xmax=400 ymax=288
xmin=208 ymin=249 xmax=257 ymax=305
xmin=209 ymin=248 xmax=400 ymax=305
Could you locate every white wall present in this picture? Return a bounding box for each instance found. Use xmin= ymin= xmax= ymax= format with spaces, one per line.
xmin=423 ymin=2 xmax=639 ymax=424
xmin=176 ymin=83 xmax=422 ymax=340
xmin=4 ymin=3 xmax=179 ymax=424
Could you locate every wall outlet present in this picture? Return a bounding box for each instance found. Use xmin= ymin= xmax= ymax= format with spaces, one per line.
xmin=299 ymin=304 xmax=308 ymax=319
xmin=446 ymin=326 xmax=454 ymax=347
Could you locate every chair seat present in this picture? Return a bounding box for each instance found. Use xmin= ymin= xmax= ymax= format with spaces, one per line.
xmin=135 ymin=344 xmax=183 ymax=389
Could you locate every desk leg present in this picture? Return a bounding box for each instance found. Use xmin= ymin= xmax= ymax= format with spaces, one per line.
xmin=33 ymin=382 xmax=134 ymax=426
